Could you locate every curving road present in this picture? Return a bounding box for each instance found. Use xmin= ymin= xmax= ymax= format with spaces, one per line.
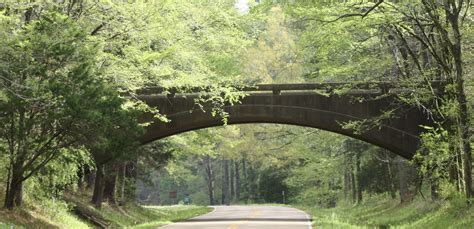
xmin=159 ymin=205 xmax=312 ymax=229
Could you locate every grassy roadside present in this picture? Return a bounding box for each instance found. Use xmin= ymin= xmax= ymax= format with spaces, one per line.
xmin=0 ymin=190 xmax=212 ymax=228
xmin=295 ymin=195 xmax=474 ymax=228
xmin=67 ymin=193 xmax=213 ymax=228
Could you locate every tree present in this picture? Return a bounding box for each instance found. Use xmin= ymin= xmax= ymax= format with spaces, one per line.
xmin=241 ymin=6 xmax=303 ymax=84
xmin=288 ymin=0 xmax=473 ymax=199
xmin=0 ymin=11 xmax=139 ymax=209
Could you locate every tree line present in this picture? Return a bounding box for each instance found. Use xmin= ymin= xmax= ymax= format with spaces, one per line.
xmin=0 ymin=0 xmax=472 ymax=216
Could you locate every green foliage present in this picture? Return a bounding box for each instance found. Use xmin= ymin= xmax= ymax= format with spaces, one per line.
xmin=27 ymin=148 xmax=93 ymax=199
xmin=0 ymin=0 xmax=472 ymax=227
xmin=0 ymin=7 xmax=143 ymax=209
xmin=299 ymin=194 xmax=474 ymax=228
xmin=414 ymin=126 xmax=451 ymax=180
xmin=241 ymin=6 xmax=303 ymax=84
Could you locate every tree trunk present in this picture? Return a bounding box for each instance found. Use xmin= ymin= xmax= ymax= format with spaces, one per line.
xmin=92 ymin=164 xmax=105 ymax=209
xmin=449 ymin=8 xmax=473 ymax=199
xmin=222 ymin=160 xmax=230 ymax=205
xmin=242 ymin=159 xmax=248 ymax=199
xmin=385 ymin=151 xmax=397 ymax=199
xmin=118 ymin=163 xmax=126 ymax=205
xmin=430 ymin=178 xmax=439 ymax=201
xmin=343 ymin=167 xmax=350 ymax=200
xmin=78 ymin=166 xmax=85 ymax=191
xmin=5 ymin=180 xmax=22 ymax=209
xmin=235 ymin=161 xmax=241 ymax=201
xmin=4 ymin=164 xmax=24 ymax=209
xmin=350 ymin=166 xmax=356 ymax=204
xmin=355 ymin=153 xmax=363 ymax=204
xmin=124 ymin=160 xmax=138 ymax=201
xmin=397 ymin=157 xmax=409 ymax=203
xmin=248 ymin=164 xmax=257 ymax=202
xmin=155 ymin=172 xmax=161 ymax=205
xmin=230 ymin=161 xmax=235 ymax=202
xmin=103 ymin=164 xmax=118 ymax=205
xmin=204 ymin=156 xmax=215 ymax=205
xmin=14 ymin=182 xmax=23 ymax=207
xmin=85 ymin=167 xmax=95 ymax=190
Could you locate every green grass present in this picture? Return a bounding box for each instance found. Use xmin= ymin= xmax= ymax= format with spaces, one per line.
xmin=0 ymin=189 xmax=211 ymax=228
xmin=0 ymin=204 xmax=90 ymax=229
xmin=0 ymin=185 xmax=89 ymax=229
xmin=67 ymin=193 xmax=212 ymax=228
xmin=296 ymin=194 xmax=474 ymax=228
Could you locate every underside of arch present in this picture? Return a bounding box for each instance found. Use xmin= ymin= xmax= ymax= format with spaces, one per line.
xmin=140 ymin=104 xmax=423 ymax=159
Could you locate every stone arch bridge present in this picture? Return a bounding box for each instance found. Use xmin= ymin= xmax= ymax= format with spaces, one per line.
xmin=135 ymin=83 xmax=436 ymax=159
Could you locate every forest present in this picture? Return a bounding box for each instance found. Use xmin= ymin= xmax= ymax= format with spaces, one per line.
xmin=0 ymin=0 xmax=473 ymax=228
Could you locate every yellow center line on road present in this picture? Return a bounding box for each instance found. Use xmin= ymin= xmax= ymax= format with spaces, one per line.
xmin=227 ymin=208 xmax=261 ymax=229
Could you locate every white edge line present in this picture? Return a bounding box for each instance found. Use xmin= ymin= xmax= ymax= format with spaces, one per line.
xmin=192 ymin=205 xmax=217 ymax=219
xmin=292 ymin=207 xmax=312 ymax=229
xmin=304 ymin=211 xmax=312 ymax=229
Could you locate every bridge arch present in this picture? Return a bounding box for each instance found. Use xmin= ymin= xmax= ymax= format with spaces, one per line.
xmin=137 ymin=84 xmax=432 ymax=159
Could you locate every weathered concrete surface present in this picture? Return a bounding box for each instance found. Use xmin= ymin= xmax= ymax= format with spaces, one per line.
xmin=137 ymin=86 xmax=432 ymax=159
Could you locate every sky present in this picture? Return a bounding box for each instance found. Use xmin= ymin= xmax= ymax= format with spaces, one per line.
xmin=235 ymin=0 xmax=249 ymax=14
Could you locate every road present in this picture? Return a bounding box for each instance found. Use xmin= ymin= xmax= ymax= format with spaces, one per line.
xmin=159 ymin=205 xmax=312 ymax=229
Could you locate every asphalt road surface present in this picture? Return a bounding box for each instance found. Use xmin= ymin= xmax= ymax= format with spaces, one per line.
xmin=159 ymin=205 xmax=312 ymax=229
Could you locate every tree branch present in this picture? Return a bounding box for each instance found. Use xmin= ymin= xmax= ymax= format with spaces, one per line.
xmin=303 ymin=0 xmax=384 ymax=23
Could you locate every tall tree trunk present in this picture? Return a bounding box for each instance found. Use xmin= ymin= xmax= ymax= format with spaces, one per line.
xmin=230 ymin=161 xmax=235 ymax=202
xmin=235 ymin=161 xmax=241 ymax=201
xmin=92 ymin=164 xmax=105 ymax=209
xmin=116 ymin=162 xmax=126 ymax=205
xmin=155 ymin=172 xmax=161 ymax=205
xmin=343 ymin=167 xmax=350 ymax=200
xmin=448 ymin=5 xmax=472 ymax=198
xmin=124 ymin=160 xmax=138 ymax=201
xmin=14 ymin=182 xmax=23 ymax=207
xmin=242 ymin=159 xmax=248 ymax=199
xmin=222 ymin=160 xmax=230 ymax=205
xmin=248 ymin=164 xmax=257 ymax=202
xmin=204 ymin=156 xmax=215 ymax=205
xmin=78 ymin=166 xmax=85 ymax=191
xmin=85 ymin=167 xmax=95 ymax=190
xmin=355 ymin=153 xmax=363 ymax=204
xmin=350 ymin=166 xmax=356 ymax=204
xmin=117 ymin=163 xmax=126 ymax=205
xmin=430 ymin=178 xmax=439 ymax=201
xmin=384 ymin=151 xmax=397 ymax=199
xmin=5 ymin=180 xmax=22 ymax=209
xmin=397 ymin=157 xmax=409 ymax=203
xmin=103 ymin=164 xmax=118 ymax=205
xmin=4 ymin=163 xmax=24 ymax=209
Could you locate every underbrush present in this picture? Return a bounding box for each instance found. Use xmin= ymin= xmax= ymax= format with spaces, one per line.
xmin=297 ymin=194 xmax=474 ymax=228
